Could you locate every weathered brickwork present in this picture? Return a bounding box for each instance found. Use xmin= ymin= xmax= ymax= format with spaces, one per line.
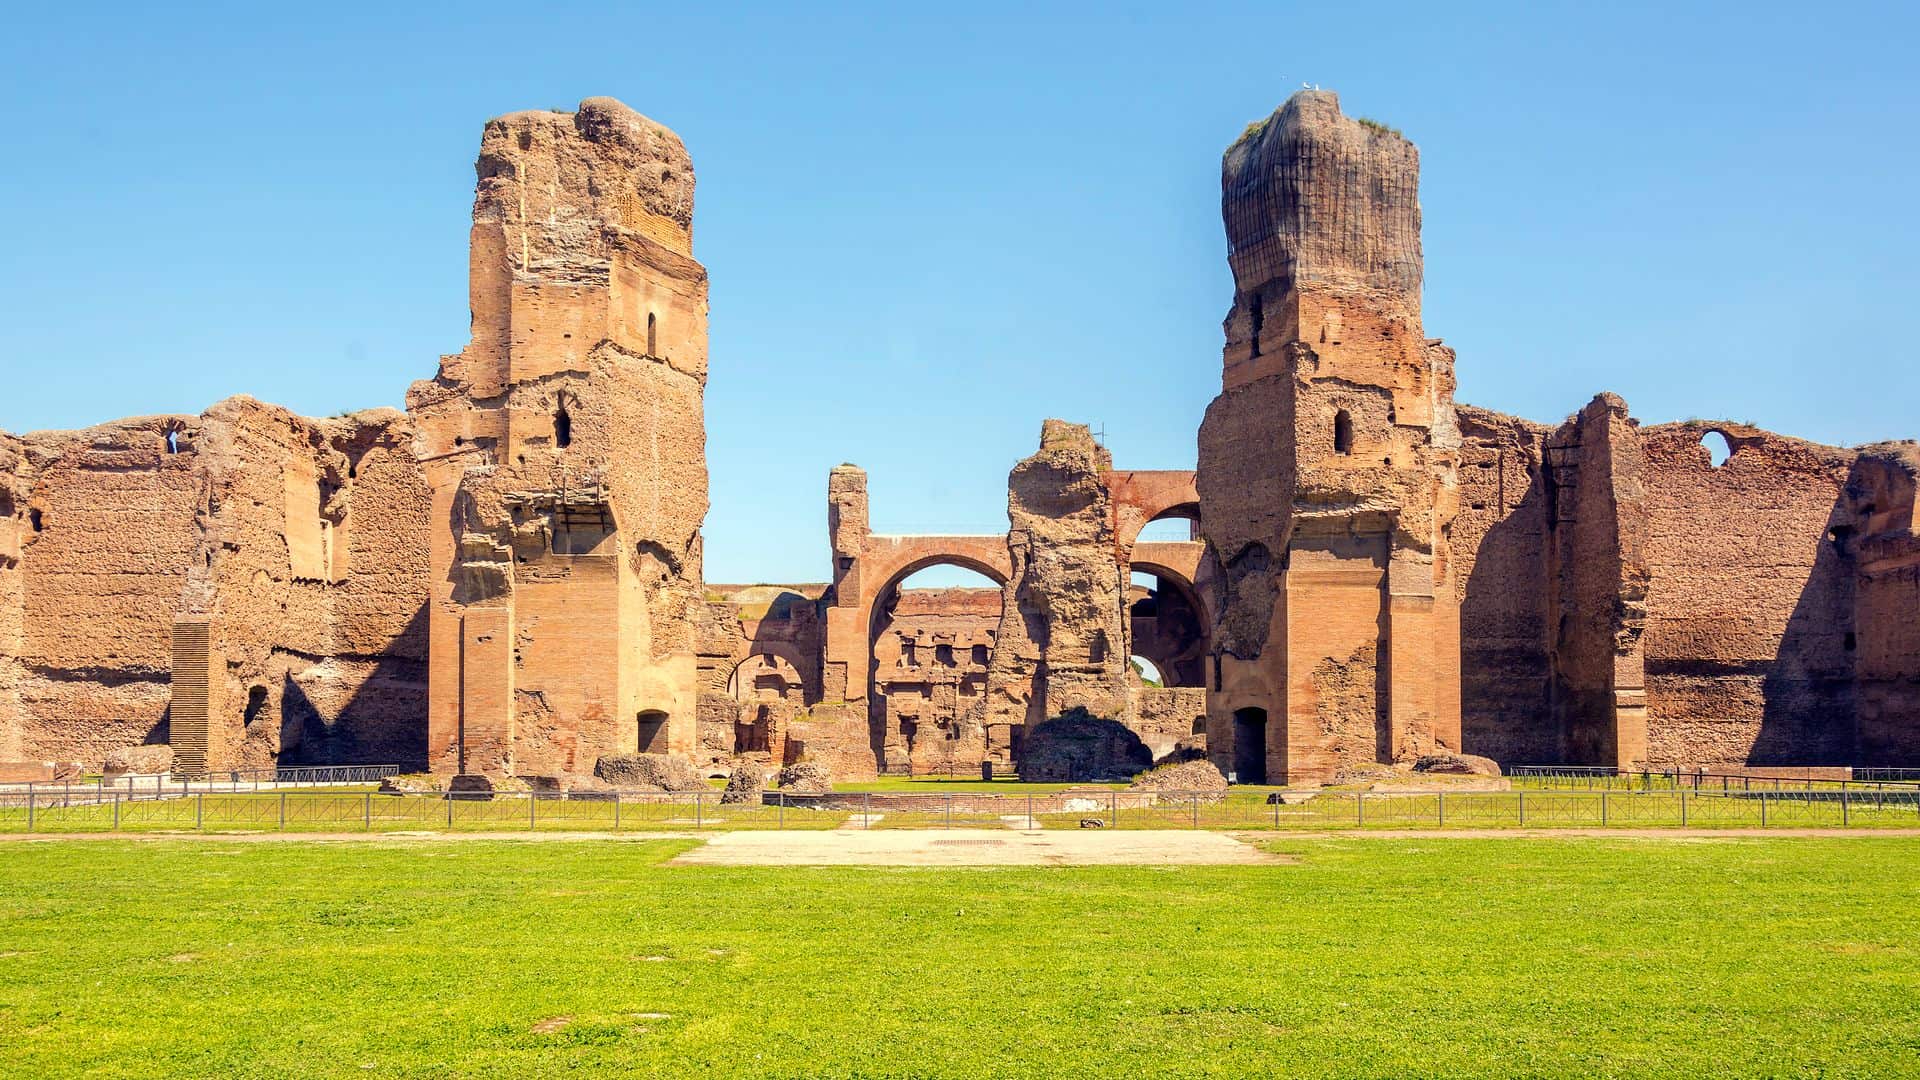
xmin=2 ymin=90 xmax=1916 ymax=781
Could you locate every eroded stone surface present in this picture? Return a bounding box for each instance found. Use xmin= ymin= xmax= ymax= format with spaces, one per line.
xmin=2 ymin=90 xmax=1917 ymax=783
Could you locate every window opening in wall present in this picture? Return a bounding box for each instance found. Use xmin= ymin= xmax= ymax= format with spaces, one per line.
xmin=647 ymin=312 xmax=657 ymax=356
xmin=636 ymin=710 xmax=668 ymax=753
xmin=1701 ymin=430 xmax=1732 ymax=467
xmin=1090 ymin=630 xmax=1109 ymax=665
xmin=970 ymin=644 xmax=988 ymax=665
xmin=935 ymin=643 xmax=955 ymax=667
xmin=554 ymin=397 xmax=573 ymax=449
xmin=164 ymin=428 xmax=180 ymax=454
xmin=243 ymin=685 xmax=268 ymax=727
xmin=29 ymin=509 xmax=43 ymax=532
xmin=1333 ymin=410 xmax=1354 ymax=455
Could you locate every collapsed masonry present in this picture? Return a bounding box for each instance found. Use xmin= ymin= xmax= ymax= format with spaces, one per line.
xmin=1 ymin=91 xmax=1916 ymax=785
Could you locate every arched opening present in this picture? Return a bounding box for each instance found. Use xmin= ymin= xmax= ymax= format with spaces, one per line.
xmin=164 ymin=427 xmax=181 ymax=455
xmin=1130 ymin=655 xmax=1163 ymax=687
xmin=1126 ymin=565 xmax=1209 ymax=687
xmin=1132 ymin=503 xmax=1200 ymax=546
xmin=1701 ymin=429 xmax=1732 ymax=467
xmin=727 ymin=653 xmax=805 ymax=758
xmin=28 ymin=509 xmax=43 ymax=533
xmin=868 ymin=559 xmax=1007 ymax=777
xmin=646 ymin=312 xmax=657 ymax=356
xmin=635 ymin=709 xmax=669 ymax=754
xmin=1333 ymin=410 xmax=1354 ymax=455
xmin=1233 ymin=706 xmax=1268 ymax=784
xmin=554 ymin=395 xmax=573 ymax=449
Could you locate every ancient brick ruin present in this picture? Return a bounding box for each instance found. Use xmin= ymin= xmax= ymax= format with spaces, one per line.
xmin=3 ymin=91 xmax=1916 ymax=784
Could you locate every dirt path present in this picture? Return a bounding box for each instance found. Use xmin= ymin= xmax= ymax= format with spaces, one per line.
xmin=671 ymin=829 xmax=1289 ymax=866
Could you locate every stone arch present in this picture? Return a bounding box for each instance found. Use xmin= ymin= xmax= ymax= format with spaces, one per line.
xmin=1107 ymin=470 xmax=1201 ymax=557
xmin=726 ymin=651 xmax=807 ymax=703
xmin=1127 ymin=558 xmax=1211 ymax=688
xmin=864 ymin=553 xmax=1009 ymax=776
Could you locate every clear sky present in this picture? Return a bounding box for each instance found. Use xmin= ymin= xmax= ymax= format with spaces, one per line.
xmin=2 ymin=2 xmax=1915 ymax=586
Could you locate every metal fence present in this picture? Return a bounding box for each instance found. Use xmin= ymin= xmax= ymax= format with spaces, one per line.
xmin=3 ymin=786 xmax=1917 ymax=835
xmin=1508 ymin=765 xmax=1920 ymax=794
xmin=0 ymin=764 xmax=402 ymax=802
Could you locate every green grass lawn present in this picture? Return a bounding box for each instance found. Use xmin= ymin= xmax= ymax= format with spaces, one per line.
xmin=1 ymin=839 xmax=1916 ymax=1076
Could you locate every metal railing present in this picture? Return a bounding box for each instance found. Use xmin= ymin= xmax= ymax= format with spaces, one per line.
xmin=1508 ymin=765 xmax=1920 ymax=794
xmin=0 ymin=764 xmax=403 ymax=803
xmin=3 ymin=786 xmax=1916 ymax=835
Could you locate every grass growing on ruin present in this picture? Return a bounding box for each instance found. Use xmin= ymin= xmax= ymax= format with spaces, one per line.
xmin=1 ymin=837 xmax=1917 ymax=1077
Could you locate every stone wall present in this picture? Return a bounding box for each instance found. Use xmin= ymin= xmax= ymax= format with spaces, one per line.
xmin=9 ymin=418 xmax=200 ymax=765
xmin=410 ymin=98 xmax=709 ymax=779
xmin=1850 ymin=444 xmax=1920 ymax=764
xmin=1451 ymin=406 xmax=1555 ymax=763
xmin=177 ymin=398 xmax=431 ymax=771
xmin=1200 ymin=90 xmax=1462 ymax=785
xmin=1640 ymin=422 xmax=1855 ymax=766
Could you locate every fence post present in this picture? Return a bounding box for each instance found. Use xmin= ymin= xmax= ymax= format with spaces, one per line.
xmin=25 ymin=792 xmax=33 ymax=833
xmin=364 ymin=792 xmax=372 ymax=831
xmin=1760 ymin=791 xmax=1768 ymax=827
xmin=776 ymin=791 xmax=784 ymax=830
xmin=1842 ymin=789 xmax=1850 ymax=827
xmin=196 ymin=793 xmax=204 ymax=830
xmin=1518 ymin=791 xmax=1526 ymax=827
xmin=945 ymin=793 xmax=952 ymax=830
xmin=1355 ymin=793 xmax=1363 ymax=827
xmin=279 ymin=791 xmax=287 ymax=830
xmin=113 ymin=793 xmax=121 ymax=831
xmin=1601 ymin=790 xmax=1608 ymax=826
xmin=863 ymin=792 xmax=871 ymax=830
xmin=614 ymin=791 xmax=623 ymax=831
xmin=1026 ymin=794 xmax=1033 ymax=831
xmin=1437 ymin=791 xmax=1445 ymax=828
xmin=1191 ymin=794 xmax=1199 ymax=830
xmin=1680 ymin=790 xmax=1688 ymax=827
xmin=529 ymin=793 xmax=537 ymax=831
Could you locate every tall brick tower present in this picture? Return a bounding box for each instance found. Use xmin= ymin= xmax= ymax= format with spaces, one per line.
xmin=1197 ymin=90 xmax=1462 ymax=784
xmin=410 ymin=98 xmax=710 ymax=779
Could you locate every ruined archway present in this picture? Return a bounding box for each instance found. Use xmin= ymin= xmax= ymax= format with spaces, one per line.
xmin=1126 ymin=562 xmax=1210 ymax=688
xmin=866 ymin=558 xmax=1008 ymax=776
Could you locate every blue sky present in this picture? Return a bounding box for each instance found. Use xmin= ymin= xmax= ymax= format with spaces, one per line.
xmin=2 ymin=2 xmax=1915 ymax=585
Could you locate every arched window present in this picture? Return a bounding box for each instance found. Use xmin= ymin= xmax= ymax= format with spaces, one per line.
xmin=1333 ymin=410 xmax=1354 ymax=455
xmin=646 ymin=312 xmax=658 ymax=356
xmin=1701 ymin=430 xmax=1732 ymax=467
xmin=636 ymin=710 xmax=669 ymax=753
xmin=554 ymin=397 xmax=573 ymax=449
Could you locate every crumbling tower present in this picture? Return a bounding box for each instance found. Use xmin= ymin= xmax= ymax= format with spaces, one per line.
xmin=409 ymin=98 xmax=710 ymax=778
xmin=1197 ymin=90 xmax=1462 ymax=784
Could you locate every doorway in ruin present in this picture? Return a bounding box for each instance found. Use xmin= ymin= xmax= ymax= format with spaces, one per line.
xmin=1233 ymin=707 xmax=1268 ymax=784
xmin=867 ymin=559 xmax=1007 ymax=777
